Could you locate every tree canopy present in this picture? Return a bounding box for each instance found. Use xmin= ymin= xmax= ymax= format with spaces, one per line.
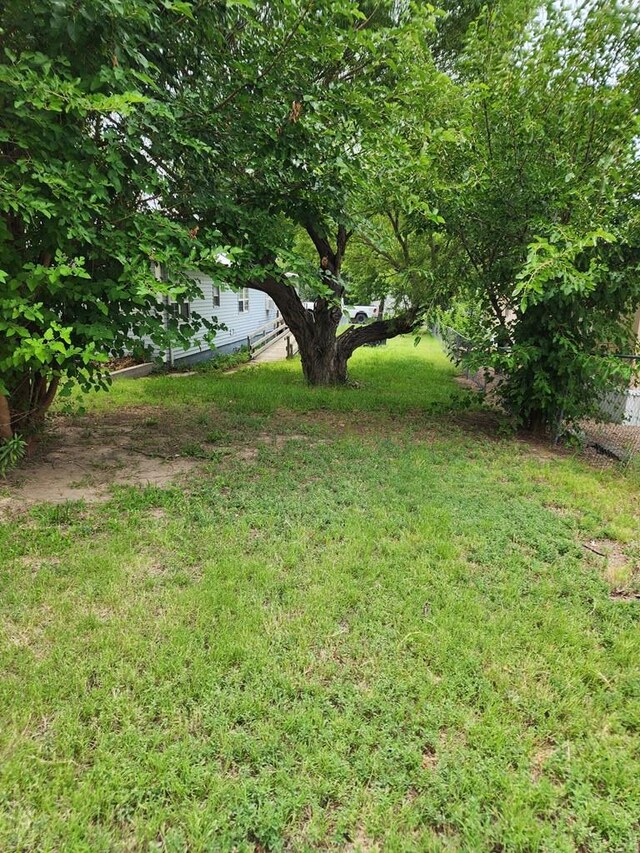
xmin=2 ymin=0 xmax=639 ymax=442
xmin=431 ymin=0 xmax=640 ymax=430
xmin=0 ymin=0 xmax=237 ymax=438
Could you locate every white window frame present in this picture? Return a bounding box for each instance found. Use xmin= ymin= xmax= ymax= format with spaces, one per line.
xmin=238 ymin=287 xmax=249 ymax=313
xmin=170 ymin=301 xmax=190 ymax=320
xmin=212 ymin=284 xmax=221 ymax=308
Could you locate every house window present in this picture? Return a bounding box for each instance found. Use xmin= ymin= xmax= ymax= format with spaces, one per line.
xmin=213 ymin=285 xmax=221 ymax=308
xmin=170 ymin=301 xmax=190 ymax=320
xmin=238 ymin=287 xmax=249 ymax=313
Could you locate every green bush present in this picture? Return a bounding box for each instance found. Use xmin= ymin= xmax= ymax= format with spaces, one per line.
xmin=0 ymin=435 xmax=27 ymax=477
xmin=194 ymin=347 xmax=251 ymax=374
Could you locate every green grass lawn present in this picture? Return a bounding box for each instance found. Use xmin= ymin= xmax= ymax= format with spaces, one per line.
xmin=1 ymin=338 xmax=639 ymax=852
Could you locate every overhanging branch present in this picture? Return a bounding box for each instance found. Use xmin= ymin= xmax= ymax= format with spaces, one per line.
xmin=248 ymin=272 xmax=313 ymax=341
xmin=337 ymin=307 xmax=423 ymax=360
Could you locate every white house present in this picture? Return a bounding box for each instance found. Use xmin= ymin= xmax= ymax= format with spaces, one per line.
xmin=151 ymin=272 xmax=279 ymax=366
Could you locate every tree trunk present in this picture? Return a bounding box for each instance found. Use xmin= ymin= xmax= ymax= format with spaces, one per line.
xmin=0 ymin=395 xmax=12 ymax=440
xmin=300 ymin=344 xmax=346 ymax=385
xmin=299 ymin=327 xmax=347 ymax=385
xmin=250 ymin=262 xmax=350 ymax=385
xmin=2 ymin=371 xmax=60 ymax=438
xmin=525 ymin=408 xmax=549 ymax=436
xmin=251 ymin=272 xmax=423 ymax=386
xmin=298 ymin=295 xmax=347 ymax=385
xmin=248 ymin=220 xmax=424 ymax=385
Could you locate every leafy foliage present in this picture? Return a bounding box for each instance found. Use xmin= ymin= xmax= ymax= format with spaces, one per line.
xmin=0 ymin=434 xmax=26 ymax=476
xmin=3 ymin=0 xmax=639 ymax=419
xmin=429 ymin=0 xmax=640 ymax=430
xmin=1 ymin=0 xmax=447 ymax=397
xmin=193 ymin=346 xmax=251 ymax=374
xmin=171 ymin=0 xmax=444 ymax=383
xmin=0 ymin=0 xmax=234 ymax=432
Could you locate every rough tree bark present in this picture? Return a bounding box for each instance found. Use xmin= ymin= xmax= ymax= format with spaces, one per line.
xmin=0 ymin=395 xmax=12 ymax=441
xmin=250 ymin=222 xmax=423 ymax=385
xmin=0 ymin=372 xmax=60 ymax=440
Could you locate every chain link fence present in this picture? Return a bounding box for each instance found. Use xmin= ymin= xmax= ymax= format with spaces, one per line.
xmin=581 ymin=388 xmax=640 ymax=466
xmin=432 ymin=324 xmax=640 ymax=467
xmin=434 ymin=325 xmax=496 ymax=392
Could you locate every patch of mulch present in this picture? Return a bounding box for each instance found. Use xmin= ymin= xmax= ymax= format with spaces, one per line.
xmin=105 ymin=355 xmax=143 ymax=371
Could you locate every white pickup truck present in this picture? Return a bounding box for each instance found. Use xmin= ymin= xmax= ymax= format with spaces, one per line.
xmin=301 ymin=300 xmax=381 ymax=323
xmin=343 ymin=303 xmax=380 ymax=323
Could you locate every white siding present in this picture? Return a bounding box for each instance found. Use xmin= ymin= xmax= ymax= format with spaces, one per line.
xmin=208 ymin=279 xmax=274 ymax=354
xmin=600 ymin=388 xmax=640 ymax=427
xmin=624 ymin=389 xmax=640 ymax=426
xmin=149 ymin=274 xmax=275 ymax=362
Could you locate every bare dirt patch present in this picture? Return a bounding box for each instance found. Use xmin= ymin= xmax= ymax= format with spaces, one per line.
xmin=236 ymin=447 xmax=259 ymax=462
xmin=449 ymin=407 xmax=509 ymax=442
xmin=147 ymin=508 xmax=168 ymax=520
xmin=2 ymin=403 xmax=311 ymax=511
xmin=544 ymin=502 xmax=576 ymax=518
xmin=4 ymin=412 xmax=197 ymax=508
xmin=16 ymin=555 xmax=61 ymax=576
xmin=521 ymin=443 xmax=560 ymax=462
xmin=583 ymin=538 xmax=639 ymax=594
xmin=584 ymin=538 xmax=629 ymax=569
xmin=421 ymin=744 xmax=438 ymax=771
xmin=610 ymin=589 xmax=640 ymax=601
xmin=345 ymin=828 xmax=380 ymax=852
xmin=530 ymin=743 xmax=556 ymax=782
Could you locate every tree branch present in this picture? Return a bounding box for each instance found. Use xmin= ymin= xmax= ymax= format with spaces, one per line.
xmin=248 ymin=273 xmax=313 ymax=341
xmin=486 ymin=288 xmax=512 ymax=340
xmin=38 ymin=376 xmax=60 ymax=416
xmin=336 ymin=223 xmax=350 ymax=263
xmin=303 ymin=216 xmax=334 ymax=262
xmin=386 ymin=208 xmax=410 ymax=265
xmin=356 ymin=232 xmax=402 ymax=271
xmin=337 ymin=307 xmax=423 ymax=361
